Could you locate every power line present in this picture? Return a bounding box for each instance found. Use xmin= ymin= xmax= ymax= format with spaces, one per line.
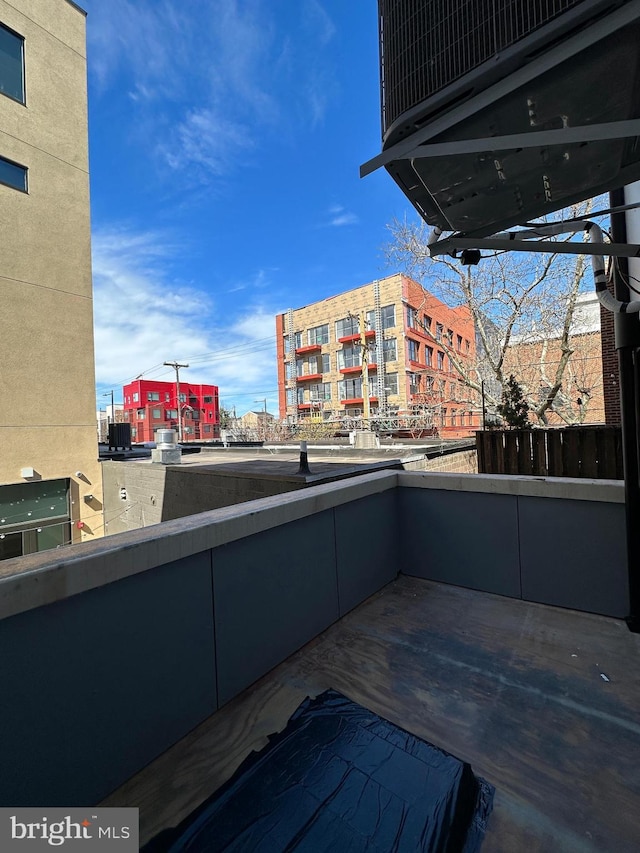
xmin=107 ymin=336 xmax=277 ymax=387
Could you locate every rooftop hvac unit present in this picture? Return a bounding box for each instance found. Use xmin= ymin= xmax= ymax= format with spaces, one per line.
xmin=364 ymin=0 xmax=640 ymax=236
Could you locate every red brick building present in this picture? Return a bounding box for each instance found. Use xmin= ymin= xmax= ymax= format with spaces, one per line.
xmin=123 ymin=379 xmax=219 ymax=443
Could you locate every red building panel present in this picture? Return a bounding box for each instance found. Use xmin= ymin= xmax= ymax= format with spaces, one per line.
xmin=122 ymin=379 xmax=220 ymax=443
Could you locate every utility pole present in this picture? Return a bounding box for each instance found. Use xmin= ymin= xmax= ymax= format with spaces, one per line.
xmin=348 ymin=312 xmax=371 ymax=429
xmin=164 ymin=361 xmax=189 ymax=442
xmin=102 ymin=390 xmax=114 ymax=424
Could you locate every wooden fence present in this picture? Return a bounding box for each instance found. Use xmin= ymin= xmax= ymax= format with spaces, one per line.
xmin=476 ymin=427 xmax=623 ymax=479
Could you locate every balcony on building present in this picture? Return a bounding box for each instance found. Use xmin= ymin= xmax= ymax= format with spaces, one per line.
xmin=295 ymin=372 xmax=322 ymax=383
xmin=339 ymin=396 xmax=378 ymax=406
xmin=338 ymin=330 xmax=375 ymax=344
xmin=294 ymin=343 xmax=322 ymax=356
xmin=0 ymin=467 xmax=636 ymax=850
xmin=339 ymin=363 xmax=377 ymax=375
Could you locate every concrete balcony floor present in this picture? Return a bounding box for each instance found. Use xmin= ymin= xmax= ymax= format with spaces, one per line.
xmin=103 ymin=575 xmax=640 ymax=851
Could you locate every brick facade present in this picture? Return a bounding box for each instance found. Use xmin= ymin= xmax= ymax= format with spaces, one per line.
xmin=276 ymin=273 xmax=480 ymax=438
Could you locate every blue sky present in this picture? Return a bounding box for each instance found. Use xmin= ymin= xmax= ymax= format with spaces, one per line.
xmin=84 ymin=0 xmax=415 ymax=415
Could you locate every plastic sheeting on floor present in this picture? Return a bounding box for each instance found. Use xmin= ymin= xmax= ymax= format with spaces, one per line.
xmin=145 ymin=689 xmax=494 ymax=852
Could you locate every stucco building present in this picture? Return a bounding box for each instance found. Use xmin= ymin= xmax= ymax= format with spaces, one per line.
xmin=0 ymin=0 xmax=102 ymax=560
xmin=276 ymin=274 xmax=479 ymax=438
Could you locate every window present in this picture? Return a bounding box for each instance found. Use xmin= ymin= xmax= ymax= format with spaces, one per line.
xmin=385 ymin=373 xmax=399 ymax=395
xmin=423 ymin=315 xmax=432 ymax=332
xmin=179 ymin=393 xmax=186 ymax=403
xmin=286 ymin=389 xmax=295 ymax=406
xmin=309 ymin=355 xmax=322 ymax=374
xmin=382 ymin=337 xmax=397 ymax=362
xmin=123 ymin=411 xmax=129 ymax=420
xmin=136 ymin=408 xmax=145 ymax=419
xmin=203 ymin=424 xmax=211 ymax=433
xmin=0 ymin=154 xmax=27 ymax=192
xmin=152 ymin=409 xmax=161 ymax=419
xmin=165 ymin=392 xmax=170 ymax=402
xmin=366 ymin=304 xmax=395 ymax=331
xmin=425 ymin=346 xmax=433 ymax=367
xmin=441 ymin=408 xmax=447 ymax=426
xmin=457 ymin=334 xmax=463 ymax=351
xmin=446 ymin=328 xmax=453 ymax=345
xmin=337 ymin=344 xmax=362 ymax=370
xmin=0 ymin=23 xmax=24 ymax=103
xmin=203 ymin=395 xmax=213 ymax=403
xmin=425 ymin=375 xmax=434 ymax=393
xmin=437 ymin=351 xmax=445 ymax=370
xmin=465 ymin=339 xmax=471 ymax=354
xmin=336 ymin=316 xmax=359 ymax=338
xmin=436 ymin=323 xmax=443 ymax=342
xmin=133 ymin=392 xmax=139 ymax=403
xmin=296 ymin=359 xmax=304 ymax=377
xmin=308 ymin=324 xmax=329 ymax=345
xmin=322 ymin=353 xmax=330 ymax=373
xmin=131 ymin=427 xmax=137 ymax=438
xmin=165 ymin=409 xmax=178 ymax=419
xmin=381 ymin=305 xmax=395 ymax=328
xmin=339 ymin=377 xmax=363 ymax=399
xmin=310 ymin=382 xmax=332 ymax=401
xmin=406 ymin=306 xmax=417 ymax=329
xmin=297 ymin=387 xmax=305 ymax=404
xmin=147 ymin=391 xmax=159 ymax=401
xmin=407 ymin=339 xmax=420 ymax=362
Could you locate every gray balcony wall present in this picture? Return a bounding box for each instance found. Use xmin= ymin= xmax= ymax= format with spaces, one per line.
xmin=0 ymin=471 xmax=627 ymax=807
xmin=0 ymin=473 xmax=399 ymax=806
xmin=518 ymin=494 xmax=627 ymax=616
xmin=398 ymin=473 xmax=628 ymax=619
xmin=0 ymin=552 xmax=216 ymax=807
xmin=398 ymin=487 xmax=521 ymax=597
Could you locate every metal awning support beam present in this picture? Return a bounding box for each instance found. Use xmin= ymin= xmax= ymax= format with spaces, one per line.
xmin=377 ymin=120 xmax=640 ymax=161
xmin=429 ymin=236 xmax=640 ymax=258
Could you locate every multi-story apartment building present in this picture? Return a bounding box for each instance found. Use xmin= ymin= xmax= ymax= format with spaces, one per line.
xmin=122 ymin=380 xmax=220 ymax=443
xmin=276 ymin=274 xmax=479 ymax=437
xmin=0 ymin=0 xmax=103 ymax=561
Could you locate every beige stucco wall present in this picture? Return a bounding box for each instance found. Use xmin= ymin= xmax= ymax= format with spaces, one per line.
xmin=0 ymin=0 xmax=102 ymax=541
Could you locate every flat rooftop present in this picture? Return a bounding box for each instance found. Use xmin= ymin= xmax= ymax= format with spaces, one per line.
xmin=103 ymin=575 xmax=640 ymax=852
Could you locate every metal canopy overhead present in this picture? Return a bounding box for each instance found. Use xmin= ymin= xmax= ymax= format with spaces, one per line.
xmin=363 ymin=0 xmax=640 ymax=238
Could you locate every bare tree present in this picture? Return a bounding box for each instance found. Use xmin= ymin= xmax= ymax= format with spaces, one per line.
xmin=385 ymin=200 xmax=600 ymax=425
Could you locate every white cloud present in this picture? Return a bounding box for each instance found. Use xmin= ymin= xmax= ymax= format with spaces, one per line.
xmin=326 ymin=205 xmax=359 ymax=227
xmin=92 ymin=225 xmax=280 ymax=411
xmin=303 ymin=0 xmax=336 ymax=46
xmin=160 ymin=108 xmax=254 ymax=176
xmin=84 ymin=0 xmax=338 ymax=181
